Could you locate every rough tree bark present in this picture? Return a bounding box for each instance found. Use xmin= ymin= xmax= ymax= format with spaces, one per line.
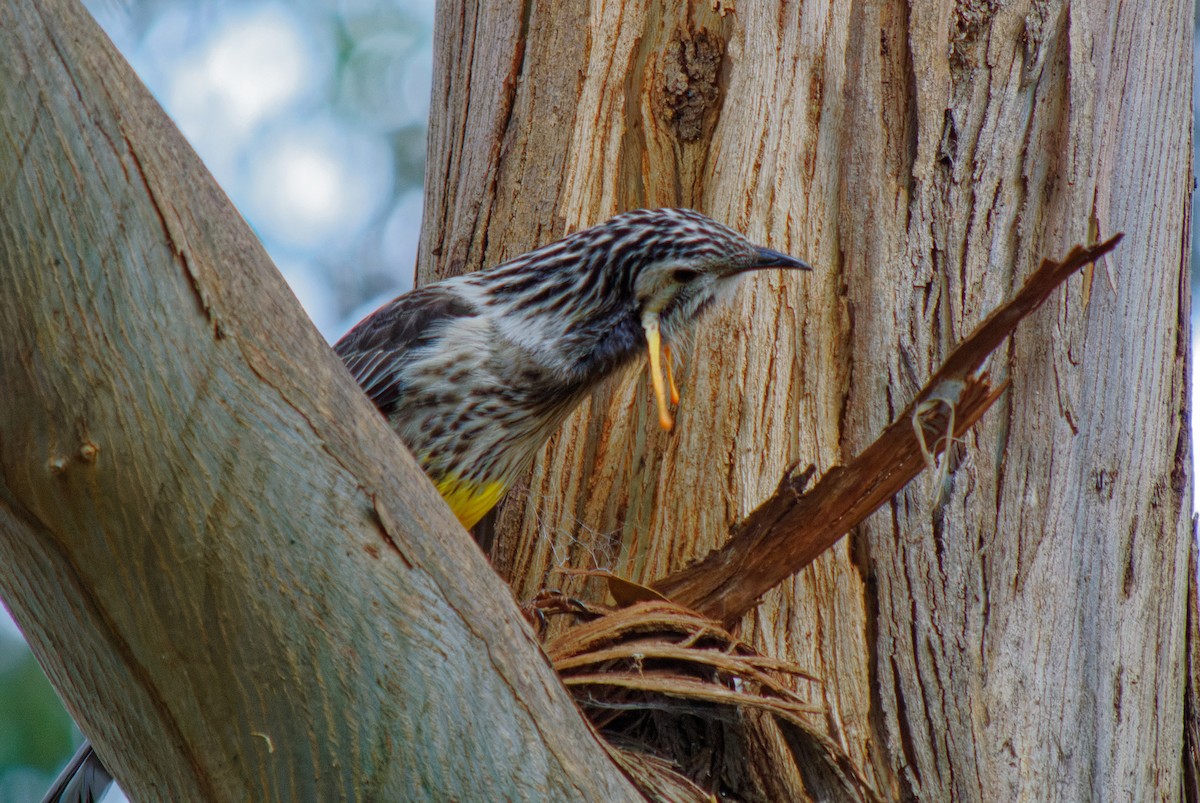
xmin=420 ymin=1 xmax=1195 ymax=799
xmin=0 ymin=0 xmax=639 ymax=799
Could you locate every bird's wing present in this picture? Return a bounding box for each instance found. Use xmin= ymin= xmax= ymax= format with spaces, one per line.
xmin=41 ymin=741 xmax=112 ymax=803
xmin=334 ymin=285 xmax=475 ymax=416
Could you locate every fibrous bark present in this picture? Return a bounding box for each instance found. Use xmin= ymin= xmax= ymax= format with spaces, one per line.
xmin=421 ymin=1 xmax=1195 ymax=798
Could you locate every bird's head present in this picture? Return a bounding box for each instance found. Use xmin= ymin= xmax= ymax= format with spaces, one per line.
xmin=615 ymin=208 xmax=810 ymax=337
xmin=476 ymin=208 xmax=812 ymax=429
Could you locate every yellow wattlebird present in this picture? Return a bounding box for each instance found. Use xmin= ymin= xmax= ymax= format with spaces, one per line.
xmin=43 ymin=208 xmax=810 ymax=803
xmin=335 ymin=208 xmax=811 ymax=529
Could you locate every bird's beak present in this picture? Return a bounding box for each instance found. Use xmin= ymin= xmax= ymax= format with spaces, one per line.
xmin=736 ymin=247 xmax=814 ymax=274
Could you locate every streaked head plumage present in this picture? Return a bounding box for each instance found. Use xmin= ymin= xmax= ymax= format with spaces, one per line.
xmin=477 ymin=209 xmax=808 ymax=332
xmin=470 ymin=209 xmax=810 ymax=411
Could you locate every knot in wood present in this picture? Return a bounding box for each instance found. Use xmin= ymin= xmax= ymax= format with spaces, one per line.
xmin=653 ymin=28 xmax=724 ymax=143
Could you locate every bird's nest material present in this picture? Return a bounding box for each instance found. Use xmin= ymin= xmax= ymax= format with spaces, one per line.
xmin=544 ymin=600 xmax=820 ymax=724
xmin=531 ymin=236 xmax=1123 ymax=801
xmin=540 ymin=598 xmax=876 ymax=802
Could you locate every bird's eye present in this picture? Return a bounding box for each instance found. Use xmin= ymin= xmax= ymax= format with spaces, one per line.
xmin=672 ymin=268 xmax=700 ymax=283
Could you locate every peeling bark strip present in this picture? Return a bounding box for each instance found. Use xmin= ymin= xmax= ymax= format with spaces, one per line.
xmin=654 ymin=236 xmax=1123 ymax=623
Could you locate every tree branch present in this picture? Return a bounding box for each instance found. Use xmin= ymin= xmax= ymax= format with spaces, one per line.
xmin=0 ymin=0 xmax=638 ymax=798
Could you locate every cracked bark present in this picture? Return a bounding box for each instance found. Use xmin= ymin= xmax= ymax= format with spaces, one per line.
xmin=422 ymin=0 xmax=1195 ymax=799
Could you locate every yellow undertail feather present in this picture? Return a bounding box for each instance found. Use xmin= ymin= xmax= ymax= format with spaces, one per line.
xmin=434 ymin=474 xmax=508 ymax=529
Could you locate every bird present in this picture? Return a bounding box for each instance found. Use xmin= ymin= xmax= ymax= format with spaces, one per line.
xmin=334 ymin=207 xmax=812 ymax=529
xmin=42 ymin=208 xmax=811 ymax=803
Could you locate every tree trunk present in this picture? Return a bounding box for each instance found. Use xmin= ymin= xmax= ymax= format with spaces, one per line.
xmin=0 ymin=0 xmax=639 ymax=799
xmin=420 ymin=1 xmax=1195 ymax=799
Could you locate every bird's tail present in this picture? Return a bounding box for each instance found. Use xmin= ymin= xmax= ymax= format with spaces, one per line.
xmin=41 ymin=740 xmax=113 ymax=803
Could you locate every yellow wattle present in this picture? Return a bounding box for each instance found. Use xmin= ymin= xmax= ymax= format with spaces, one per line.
xmin=434 ymin=475 xmax=508 ymax=529
xmin=643 ymin=320 xmax=674 ymax=431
